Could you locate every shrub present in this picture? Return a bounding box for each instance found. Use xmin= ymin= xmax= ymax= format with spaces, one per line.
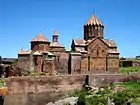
xmin=0 ymin=87 xmax=8 ymax=95
xmin=0 ymin=78 xmax=5 ymax=88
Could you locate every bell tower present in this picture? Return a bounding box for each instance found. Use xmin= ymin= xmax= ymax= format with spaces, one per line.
xmin=52 ymin=30 xmax=58 ymax=42
xmin=84 ymin=14 xmax=104 ymax=41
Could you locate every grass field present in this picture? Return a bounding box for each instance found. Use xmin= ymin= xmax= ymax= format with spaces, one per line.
xmin=119 ymin=66 xmax=140 ymax=73
xmin=68 ymin=81 xmax=140 ymax=105
xmin=114 ymin=81 xmax=140 ymax=103
xmin=120 ymin=81 xmax=140 ymax=90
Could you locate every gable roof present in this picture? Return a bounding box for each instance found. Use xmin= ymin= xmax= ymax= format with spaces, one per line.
xmin=33 ymin=51 xmax=42 ymax=55
xmin=73 ymin=38 xmax=86 ymax=46
xmin=31 ymin=32 xmax=49 ymax=42
xmin=103 ymin=39 xmax=117 ymax=47
xmin=87 ymin=37 xmax=108 ymax=47
xmin=108 ymin=49 xmax=119 ymax=54
xmin=18 ymin=49 xmax=32 ymax=55
xmin=72 ymin=37 xmax=117 ymax=48
xmin=50 ymin=42 xmax=64 ymax=48
xmin=85 ymin=14 xmax=103 ymax=26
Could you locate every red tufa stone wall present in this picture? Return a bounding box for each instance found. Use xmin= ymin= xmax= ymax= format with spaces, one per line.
xmin=70 ymin=37 xmax=119 ymax=74
xmin=53 ymin=51 xmax=69 ymax=73
xmin=18 ymin=54 xmax=31 ymax=71
xmin=84 ymin=25 xmax=104 ymax=41
xmin=31 ymin=42 xmax=50 ymax=51
xmin=70 ymin=53 xmax=81 ymax=74
xmin=43 ymin=60 xmax=55 ymax=73
xmin=4 ymin=75 xmax=85 ymax=105
xmin=4 ymin=73 xmax=140 ymax=105
xmin=89 ymin=73 xmax=140 ymax=87
xmin=108 ymin=57 xmax=119 ymax=72
xmin=50 ymin=47 xmax=66 ymax=52
xmin=33 ymin=55 xmax=43 ymax=73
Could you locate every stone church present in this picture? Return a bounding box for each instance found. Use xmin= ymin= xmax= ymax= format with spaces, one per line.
xmin=18 ymin=13 xmax=119 ymax=74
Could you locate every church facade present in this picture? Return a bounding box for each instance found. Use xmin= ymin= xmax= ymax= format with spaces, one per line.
xmin=18 ymin=13 xmax=119 ymax=74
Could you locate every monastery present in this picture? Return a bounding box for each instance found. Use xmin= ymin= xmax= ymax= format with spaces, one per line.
xmin=18 ymin=13 xmax=119 ymax=74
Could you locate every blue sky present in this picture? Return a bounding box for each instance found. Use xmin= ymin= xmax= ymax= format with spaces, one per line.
xmin=0 ymin=0 xmax=140 ymax=58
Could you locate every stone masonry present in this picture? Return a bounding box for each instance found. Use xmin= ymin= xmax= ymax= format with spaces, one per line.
xmin=18 ymin=13 xmax=119 ymax=74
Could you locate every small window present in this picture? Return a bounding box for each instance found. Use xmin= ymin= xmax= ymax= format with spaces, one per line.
xmin=58 ymin=57 xmax=60 ymax=62
xmin=102 ymin=50 xmax=105 ymax=54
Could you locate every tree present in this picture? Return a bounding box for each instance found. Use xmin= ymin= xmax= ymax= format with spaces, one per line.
xmin=0 ymin=56 xmax=2 ymax=65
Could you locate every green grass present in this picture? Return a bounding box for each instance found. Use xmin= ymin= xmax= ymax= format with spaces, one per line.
xmin=121 ymin=81 xmax=140 ymax=91
xmin=29 ymin=72 xmax=46 ymax=76
xmin=114 ymin=81 xmax=140 ymax=89
xmin=119 ymin=66 xmax=140 ymax=73
xmin=68 ymin=81 xmax=140 ymax=105
xmin=114 ymin=81 xmax=140 ymax=97
xmin=0 ymin=78 xmax=5 ymax=88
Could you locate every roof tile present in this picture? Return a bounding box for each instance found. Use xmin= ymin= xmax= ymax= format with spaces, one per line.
xmin=103 ymin=39 xmax=117 ymax=47
xmin=31 ymin=32 xmax=49 ymax=42
xmin=85 ymin=14 xmax=103 ymax=26
xmin=50 ymin=42 xmax=64 ymax=48
xmin=18 ymin=49 xmax=32 ymax=55
xmin=74 ymin=38 xmax=86 ymax=46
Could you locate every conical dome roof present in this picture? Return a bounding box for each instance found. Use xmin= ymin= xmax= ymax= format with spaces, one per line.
xmin=85 ymin=14 xmax=103 ymax=26
xmin=31 ymin=32 xmax=49 ymax=42
xmin=53 ymin=30 xmax=58 ymax=36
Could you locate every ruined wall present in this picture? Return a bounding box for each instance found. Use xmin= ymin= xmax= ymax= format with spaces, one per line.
xmin=120 ymin=60 xmax=133 ymax=67
xmin=4 ymin=73 xmax=140 ymax=105
xmin=4 ymin=75 xmax=85 ymax=105
xmin=89 ymin=73 xmax=140 ymax=87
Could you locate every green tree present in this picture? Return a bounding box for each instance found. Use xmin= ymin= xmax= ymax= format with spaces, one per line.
xmin=0 ymin=56 xmax=2 ymax=65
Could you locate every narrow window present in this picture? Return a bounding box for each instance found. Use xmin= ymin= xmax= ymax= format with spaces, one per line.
xmin=97 ymin=49 xmax=99 ymax=56
xmin=58 ymin=56 xmax=60 ymax=62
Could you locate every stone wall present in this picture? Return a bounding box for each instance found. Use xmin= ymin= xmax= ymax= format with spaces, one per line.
xmin=4 ymin=75 xmax=85 ymax=105
xmin=108 ymin=57 xmax=119 ymax=72
xmin=43 ymin=60 xmax=54 ymax=73
xmin=4 ymin=73 xmax=140 ymax=105
xmin=70 ymin=52 xmax=81 ymax=74
xmin=53 ymin=51 xmax=69 ymax=74
xmin=89 ymin=73 xmax=140 ymax=87
xmin=31 ymin=42 xmax=50 ymax=51
xmin=50 ymin=47 xmax=65 ymax=52
xmin=34 ymin=55 xmax=43 ymax=73
xmin=18 ymin=54 xmax=31 ymax=71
